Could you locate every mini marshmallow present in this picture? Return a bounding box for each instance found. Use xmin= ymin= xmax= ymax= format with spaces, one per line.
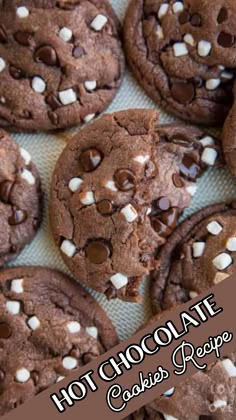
xmin=15 ymin=368 xmax=30 ymax=383
xmin=201 ymin=148 xmax=218 ymax=166
xmin=163 ymin=415 xmax=178 ymax=420
xmin=32 ymin=76 xmax=46 ymax=94
xmin=59 ymin=88 xmax=77 ymax=105
xmin=158 ymin=3 xmax=169 ymax=19
xmin=57 ymin=376 xmax=65 ymax=382
xmin=110 ymin=273 xmax=128 ymax=290
xmin=79 ymin=191 xmax=95 ymax=205
xmin=62 ymin=356 xmax=77 ymax=370
xmin=198 ymin=40 xmax=212 ymax=57
xmin=173 ymin=2 xmax=184 ymax=13
xmin=193 ymin=242 xmax=205 ymax=258
xmin=214 ymin=272 xmax=229 ymax=284
xmin=222 ymin=359 xmax=236 ymax=377
xmin=21 ymin=169 xmax=35 ymax=185
xmin=183 ymin=34 xmax=195 ymax=47
xmin=67 ymin=321 xmax=81 ymax=334
xmin=133 ymin=155 xmax=150 ymax=164
xmin=221 ymin=71 xmax=234 ymax=80
xmin=200 ymin=136 xmax=215 ymax=147
xmin=163 ymin=387 xmax=175 ymax=397
xmin=226 ymin=237 xmax=236 ymax=252
xmin=121 ymin=204 xmax=138 ymax=223
xmin=91 ymin=14 xmax=108 ymax=31
xmin=59 ymin=27 xmax=73 ymax=42
xmin=61 ymin=239 xmax=76 ymax=258
xmin=0 ymin=58 xmax=6 ymax=73
xmin=206 ymin=79 xmax=221 ymax=90
xmin=84 ymin=81 xmax=97 ymax=91
xmin=105 ymin=180 xmax=118 ymax=192
xmin=186 ymin=184 xmax=197 ymax=197
xmin=69 ymin=178 xmax=83 ymax=193
xmin=189 ymin=291 xmax=198 ymax=299
xmin=173 ymin=42 xmax=188 ymax=57
xmin=213 ymin=253 xmax=232 ymax=271
xmin=16 ymin=6 xmax=29 ymax=18
xmin=84 ymin=114 xmax=95 ymax=123
xmin=6 ymin=300 xmax=21 ymax=315
xmin=207 ymin=221 xmax=222 ymax=236
xmin=156 ymin=25 xmax=164 ymax=39
xmin=11 ymin=279 xmax=24 ymax=294
xmin=20 ymin=148 xmax=31 ymax=165
xmin=86 ymin=326 xmax=98 ymax=339
xmin=213 ymin=400 xmax=227 ymax=409
xmin=27 ymin=316 xmax=40 ymax=331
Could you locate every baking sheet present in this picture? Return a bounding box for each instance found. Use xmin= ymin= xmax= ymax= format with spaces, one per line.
xmin=9 ymin=0 xmax=236 ymax=341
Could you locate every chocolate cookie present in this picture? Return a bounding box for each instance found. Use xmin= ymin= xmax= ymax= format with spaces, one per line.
xmin=0 ymin=0 xmax=124 ymax=132
xmin=0 ymin=130 xmax=42 ymax=266
xmin=151 ymin=202 xmax=236 ymax=314
xmin=50 ymin=109 xmax=220 ymax=302
xmin=0 ymin=266 xmax=118 ymax=416
xmin=124 ymin=0 xmax=236 ymax=125
xmin=130 ymin=317 xmax=236 ymax=420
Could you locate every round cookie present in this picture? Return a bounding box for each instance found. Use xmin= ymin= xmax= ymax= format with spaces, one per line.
xmin=124 ymin=0 xmax=236 ymax=125
xmin=0 ymin=0 xmax=124 ymax=132
xmin=50 ymin=109 xmax=220 ymax=302
xmin=0 ymin=129 xmax=42 ymax=266
xmin=131 ymin=327 xmax=236 ymax=419
xmin=151 ymin=202 xmax=236 ymax=314
xmin=0 ymin=266 xmax=118 ymax=416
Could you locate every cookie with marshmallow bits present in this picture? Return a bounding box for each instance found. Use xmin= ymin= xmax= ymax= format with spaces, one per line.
xmin=0 ymin=0 xmax=124 ymax=131
xmin=129 ymin=315 xmax=236 ymax=420
xmin=50 ymin=109 xmax=220 ymax=302
xmin=0 ymin=267 xmax=118 ymax=416
xmin=151 ymin=202 xmax=236 ymax=314
xmin=124 ymin=0 xmax=236 ymax=125
xmin=0 ymin=129 xmax=42 ymax=266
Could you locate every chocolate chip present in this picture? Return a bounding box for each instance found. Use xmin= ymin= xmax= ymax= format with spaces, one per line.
xmin=0 ymin=323 xmax=11 ymax=339
xmin=73 ymin=46 xmax=85 ymax=58
xmin=191 ymin=14 xmax=202 ymax=26
xmin=157 ymin=197 xmax=170 ymax=211
xmin=171 ymin=82 xmax=195 ymax=104
xmin=179 ymin=155 xmax=201 ymax=180
xmin=217 ymin=7 xmax=228 ymax=24
xmin=86 ymin=240 xmax=111 ymax=264
xmin=48 ymin=111 xmax=59 ymax=126
xmin=0 ymin=180 xmax=14 ymax=203
xmin=31 ymin=371 xmax=39 ymax=385
xmin=179 ymin=10 xmax=190 ymax=24
xmin=192 ymin=76 xmax=203 ymax=88
xmin=97 ymin=200 xmax=113 ymax=215
xmin=46 ymin=93 xmax=61 ymax=110
xmin=172 ymin=173 xmax=184 ymax=188
xmin=0 ymin=370 xmax=5 ymax=382
xmin=80 ymin=149 xmax=103 ymax=172
xmin=151 ymin=218 xmax=172 ymax=238
xmin=9 ymin=66 xmax=24 ymax=80
xmin=114 ymin=169 xmax=136 ymax=191
xmin=14 ymin=31 xmax=33 ymax=46
xmin=8 ymin=209 xmax=28 ymax=225
xmin=0 ymin=25 xmax=7 ymax=43
xmin=160 ymin=207 xmax=179 ymax=229
xmin=218 ymin=32 xmax=235 ymax=48
xmin=34 ymin=45 xmax=58 ymax=66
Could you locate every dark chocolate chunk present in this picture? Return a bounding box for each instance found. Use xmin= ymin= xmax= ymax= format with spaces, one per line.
xmin=114 ymin=169 xmax=136 ymax=191
xmin=0 ymin=323 xmax=12 ymax=339
xmin=80 ymin=149 xmax=103 ymax=172
xmin=97 ymin=200 xmax=113 ymax=215
xmin=14 ymin=31 xmax=33 ymax=46
xmin=86 ymin=240 xmax=111 ymax=264
xmin=171 ymin=82 xmax=195 ymax=104
xmin=0 ymin=180 xmax=13 ymax=203
xmin=34 ymin=45 xmax=58 ymax=66
xmin=8 ymin=209 xmax=28 ymax=225
xmin=218 ymin=32 xmax=235 ymax=48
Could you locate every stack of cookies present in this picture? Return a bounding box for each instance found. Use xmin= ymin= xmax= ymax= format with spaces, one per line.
xmin=0 ymin=0 xmax=236 ymax=418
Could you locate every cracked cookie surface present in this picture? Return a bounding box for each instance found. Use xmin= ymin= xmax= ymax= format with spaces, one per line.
xmin=0 ymin=0 xmax=124 ymax=132
xmin=0 ymin=266 xmax=118 ymax=416
xmin=50 ymin=109 xmax=220 ymax=302
xmin=124 ymin=0 xmax=236 ymax=125
xmin=0 ymin=129 xmax=42 ymax=266
xmin=151 ymin=202 xmax=236 ymax=314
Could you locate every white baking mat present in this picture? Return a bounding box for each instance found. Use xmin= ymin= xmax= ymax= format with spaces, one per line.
xmin=9 ymin=0 xmax=236 ymax=341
